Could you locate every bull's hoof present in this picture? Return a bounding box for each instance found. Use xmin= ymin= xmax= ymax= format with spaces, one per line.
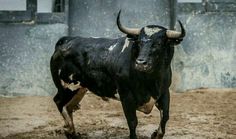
xmin=151 ymin=130 xmax=163 ymax=139
xmin=129 ymin=134 xmax=137 ymax=139
xmin=65 ymin=131 xmax=81 ymax=139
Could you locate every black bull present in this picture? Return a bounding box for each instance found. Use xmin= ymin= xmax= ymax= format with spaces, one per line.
xmin=50 ymin=11 xmax=185 ymax=139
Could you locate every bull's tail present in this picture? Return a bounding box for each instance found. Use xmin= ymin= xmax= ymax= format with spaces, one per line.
xmin=50 ymin=55 xmax=62 ymax=90
xmin=50 ymin=36 xmax=73 ymax=90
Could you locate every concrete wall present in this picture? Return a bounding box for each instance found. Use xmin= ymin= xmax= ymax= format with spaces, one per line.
xmin=0 ymin=24 xmax=68 ymax=96
xmin=69 ymin=0 xmax=170 ymax=37
xmin=172 ymin=5 xmax=236 ymax=91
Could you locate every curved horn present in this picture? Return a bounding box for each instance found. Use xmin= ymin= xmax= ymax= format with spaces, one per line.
xmin=166 ymin=20 xmax=185 ymax=38
xmin=117 ymin=10 xmax=140 ymax=35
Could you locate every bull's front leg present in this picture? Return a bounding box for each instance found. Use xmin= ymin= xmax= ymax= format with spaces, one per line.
xmin=151 ymin=89 xmax=170 ymax=139
xmin=120 ymin=92 xmax=138 ymax=139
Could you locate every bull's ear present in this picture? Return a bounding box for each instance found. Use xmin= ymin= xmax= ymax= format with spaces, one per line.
xmin=167 ymin=38 xmax=183 ymax=46
xmin=126 ymin=34 xmax=139 ymax=41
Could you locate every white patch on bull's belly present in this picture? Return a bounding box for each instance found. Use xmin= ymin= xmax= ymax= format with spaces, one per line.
xmin=108 ymin=43 xmax=117 ymax=51
xmin=137 ymin=97 xmax=156 ymax=114
xmin=144 ymin=27 xmax=161 ymax=36
xmin=61 ymin=80 xmax=81 ymax=91
xmin=121 ymin=38 xmax=130 ymax=53
xmin=69 ymin=74 xmax=73 ymax=80
xmin=114 ymin=93 xmax=120 ymax=100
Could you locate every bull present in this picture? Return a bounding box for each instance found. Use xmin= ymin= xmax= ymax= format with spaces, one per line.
xmin=50 ymin=10 xmax=185 ymax=139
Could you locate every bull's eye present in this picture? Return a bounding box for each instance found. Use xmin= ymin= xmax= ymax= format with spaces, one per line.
xmin=138 ymin=41 xmax=142 ymax=46
xmin=156 ymin=41 xmax=162 ymax=45
xmin=152 ymin=44 xmax=162 ymax=52
xmin=152 ymin=41 xmax=161 ymax=48
xmin=153 ymin=43 xmax=160 ymax=47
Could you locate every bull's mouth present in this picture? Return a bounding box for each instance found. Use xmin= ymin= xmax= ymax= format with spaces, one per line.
xmin=135 ymin=64 xmax=153 ymax=73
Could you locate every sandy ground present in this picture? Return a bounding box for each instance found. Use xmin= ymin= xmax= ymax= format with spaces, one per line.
xmin=0 ymin=88 xmax=235 ymax=139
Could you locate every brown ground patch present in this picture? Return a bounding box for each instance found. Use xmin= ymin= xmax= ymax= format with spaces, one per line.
xmin=0 ymin=88 xmax=235 ymax=139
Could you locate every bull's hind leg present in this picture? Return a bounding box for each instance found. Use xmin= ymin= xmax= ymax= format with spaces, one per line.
xmin=151 ymin=89 xmax=170 ymax=139
xmin=53 ymin=88 xmax=86 ymax=139
xmin=62 ymin=88 xmax=87 ymax=139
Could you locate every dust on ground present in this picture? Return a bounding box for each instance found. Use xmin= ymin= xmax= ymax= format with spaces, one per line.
xmin=0 ymin=88 xmax=235 ymax=139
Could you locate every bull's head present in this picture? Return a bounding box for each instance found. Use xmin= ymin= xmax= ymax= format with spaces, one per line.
xmin=117 ymin=10 xmax=185 ymax=72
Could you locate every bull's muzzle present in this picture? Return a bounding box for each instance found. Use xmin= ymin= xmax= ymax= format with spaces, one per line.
xmin=135 ymin=58 xmax=152 ymax=72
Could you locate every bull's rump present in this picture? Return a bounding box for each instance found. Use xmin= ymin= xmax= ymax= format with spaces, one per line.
xmin=51 ymin=36 xmax=120 ymax=98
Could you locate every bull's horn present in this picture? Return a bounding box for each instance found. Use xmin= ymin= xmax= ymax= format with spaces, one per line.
xmin=166 ymin=20 xmax=185 ymax=38
xmin=117 ymin=10 xmax=140 ymax=35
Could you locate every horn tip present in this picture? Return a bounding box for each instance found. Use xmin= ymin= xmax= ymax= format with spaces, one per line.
xmin=177 ymin=20 xmax=186 ymax=37
xmin=177 ymin=20 xmax=181 ymax=24
xmin=117 ymin=9 xmax=122 ymax=19
xmin=117 ymin=10 xmax=121 ymax=26
xmin=118 ymin=9 xmax=121 ymax=14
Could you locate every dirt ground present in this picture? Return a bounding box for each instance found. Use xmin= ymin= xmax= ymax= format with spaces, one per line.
xmin=0 ymin=88 xmax=235 ymax=139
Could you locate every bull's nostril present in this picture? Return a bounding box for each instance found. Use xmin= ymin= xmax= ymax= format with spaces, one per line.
xmin=136 ymin=59 xmax=147 ymax=65
xmin=143 ymin=61 xmax=147 ymax=65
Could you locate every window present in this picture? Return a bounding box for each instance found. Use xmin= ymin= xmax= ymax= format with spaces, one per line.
xmin=0 ymin=0 xmax=68 ymax=24
xmin=177 ymin=0 xmax=204 ymax=13
xmin=204 ymin=0 xmax=236 ymax=12
xmin=178 ymin=0 xmax=202 ymax=3
xmin=177 ymin=0 xmax=236 ymax=13
xmin=36 ymin=0 xmax=68 ymax=24
xmin=37 ymin=0 xmax=55 ymax=13
xmin=0 ymin=0 xmax=36 ymax=23
xmin=0 ymin=0 xmax=26 ymax=11
xmin=37 ymin=0 xmax=65 ymax=13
